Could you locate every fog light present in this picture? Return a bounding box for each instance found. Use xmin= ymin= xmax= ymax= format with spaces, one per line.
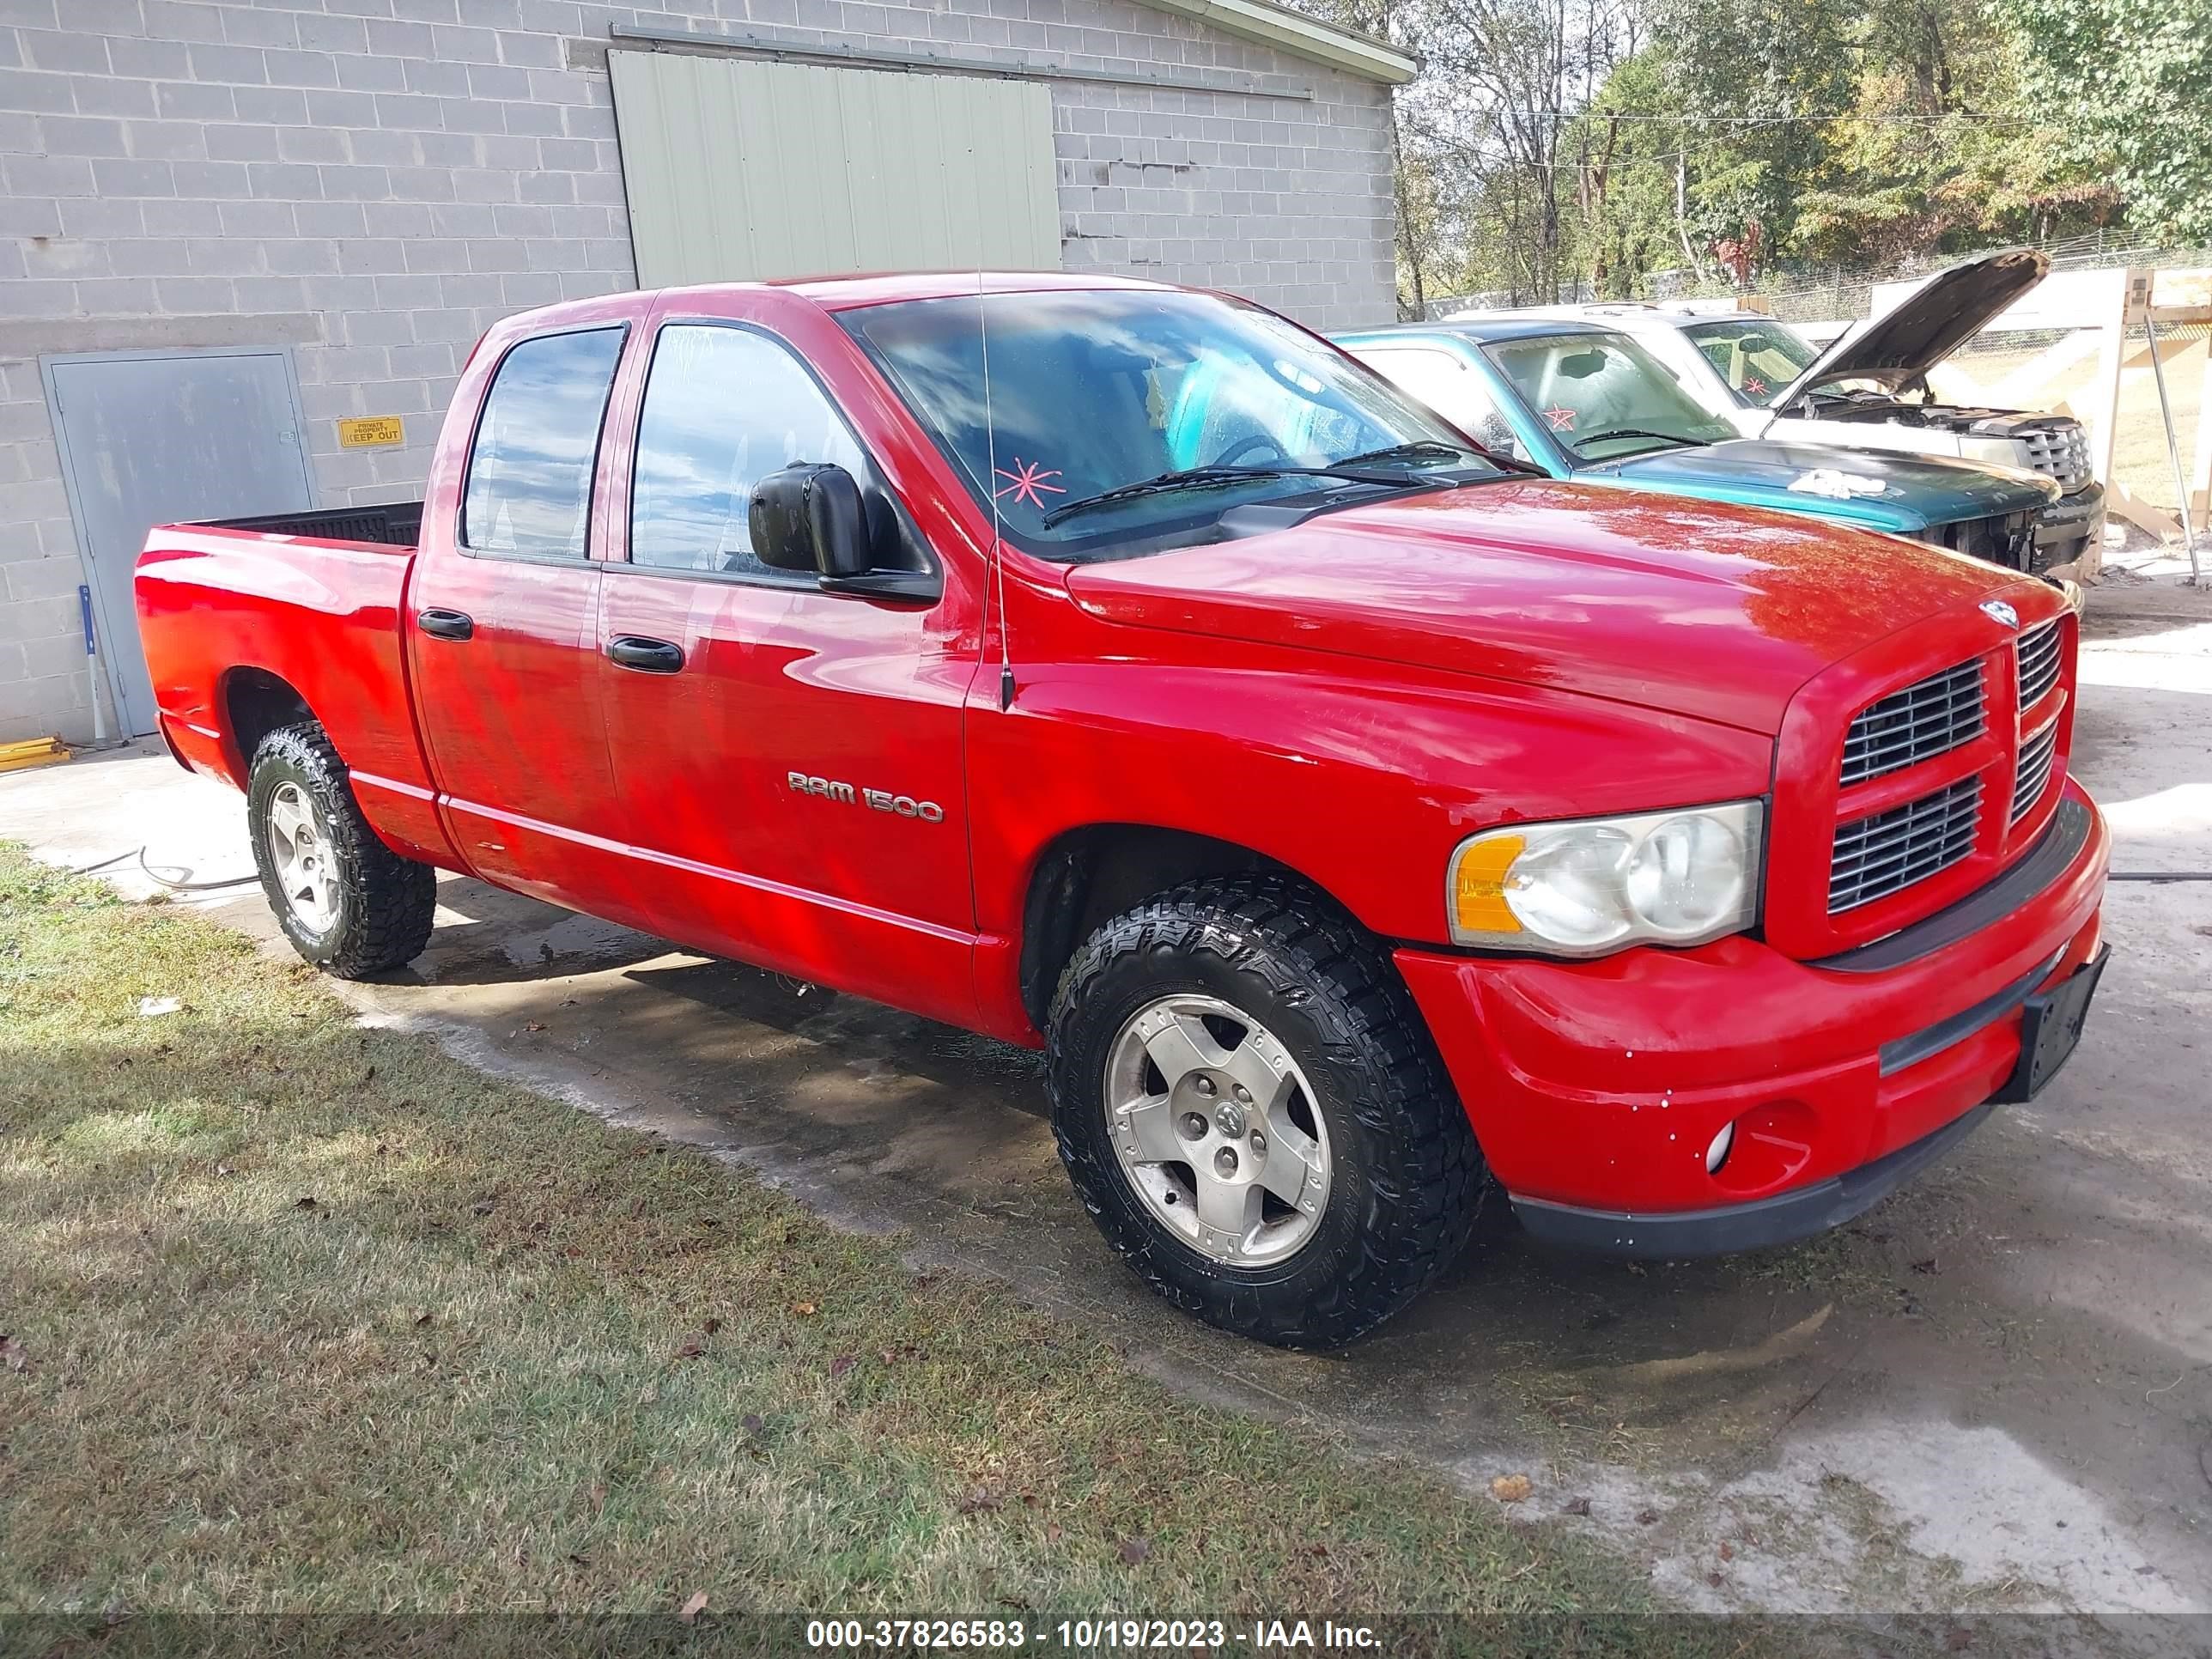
xmin=1705 ymin=1120 xmax=1735 ymax=1175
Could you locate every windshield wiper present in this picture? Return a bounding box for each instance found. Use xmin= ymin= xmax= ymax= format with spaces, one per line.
xmin=1335 ymin=440 xmax=1468 ymax=466
xmin=1041 ymin=463 xmax=1418 ymax=528
xmin=1575 ymin=428 xmax=1708 ymax=455
xmin=1339 ymin=439 xmax=1547 ymax=478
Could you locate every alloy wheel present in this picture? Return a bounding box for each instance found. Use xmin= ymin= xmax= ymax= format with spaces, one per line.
xmin=1103 ymin=994 xmax=1333 ymax=1266
xmin=265 ymin=781 xmax=341 ymax=935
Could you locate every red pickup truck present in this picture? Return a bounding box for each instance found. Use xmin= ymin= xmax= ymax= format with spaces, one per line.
xmin=137 ymin=274 xmax=2111 ymax=1346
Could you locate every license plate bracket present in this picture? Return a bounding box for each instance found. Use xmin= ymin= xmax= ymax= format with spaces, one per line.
xmin=1994 ymin=945 xmax=2109 ymax=1104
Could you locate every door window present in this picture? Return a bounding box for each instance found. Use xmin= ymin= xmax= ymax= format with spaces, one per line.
xmin=1358 ymin=346 xmax=1522 ymax=459
xmin=629 ymin=325 xmax=871 ymax=576
xmin=461 ymin=326 xmax=626 ymax=559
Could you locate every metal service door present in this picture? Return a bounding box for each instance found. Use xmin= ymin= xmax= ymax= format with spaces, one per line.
xmin=44 ymin=347 xmax=316 ymax=736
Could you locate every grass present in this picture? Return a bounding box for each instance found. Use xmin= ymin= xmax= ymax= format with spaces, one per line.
xmin=0 ymin=846 xmax=1784 ymax=1656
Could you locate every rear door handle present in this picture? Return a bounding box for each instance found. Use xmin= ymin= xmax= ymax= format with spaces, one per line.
xmin=416 ymin=607 xmax=474 ymax=641
xmin=607 ymin=635 xmax=685 ymax=674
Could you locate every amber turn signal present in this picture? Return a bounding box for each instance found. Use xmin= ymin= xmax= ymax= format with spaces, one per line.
xmin=1451 ymin=832 xmax=1526 ymax=937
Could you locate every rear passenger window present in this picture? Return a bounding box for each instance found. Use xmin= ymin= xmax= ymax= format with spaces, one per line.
xmin=462 ymin=326 xmax=625 ymax=560
xmin=629 ymin=325 xmax=870 ymax=576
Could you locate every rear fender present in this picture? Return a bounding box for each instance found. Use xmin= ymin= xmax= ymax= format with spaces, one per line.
xmin=134 ymin=529 xmax=459 ymax=869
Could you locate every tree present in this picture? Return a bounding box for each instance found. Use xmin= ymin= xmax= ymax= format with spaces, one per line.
xmin=1397 ymin=0 xmax=1583 ymax=302
xmin=1305 ymin=0 xmax=1638 ymax=304
xmin=2002 ymin=0 xmax=2212 ymax=245
xmin=1652 ymin=0 xmax=1860 ymax=273
xmin=1611 ymin=0 xmax=2115 ymax=285
xmin=1286 ymin=0 xmax=2163 ymax=307
xmin=1392 ymin=123 xmax=1452 ymax=313
xmin=1567 ymin=47 xmax=1705 ymax=295
xmin=1790 ymin=5 xmax=2118 ymax=267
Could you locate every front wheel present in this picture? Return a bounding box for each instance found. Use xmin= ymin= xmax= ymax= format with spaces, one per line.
xmin=1046 ymin=875 xmax=1484 ymax=1347
xmin=246 ymin=722 xmax=436 ymax=978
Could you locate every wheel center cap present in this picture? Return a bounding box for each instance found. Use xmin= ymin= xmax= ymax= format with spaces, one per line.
xmin=1212 ymin=1100 xmax=1247 ymax=1139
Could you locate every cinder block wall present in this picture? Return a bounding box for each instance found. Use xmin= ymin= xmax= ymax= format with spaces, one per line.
xmin=0 ymin=0 xmax=1399 ymax=744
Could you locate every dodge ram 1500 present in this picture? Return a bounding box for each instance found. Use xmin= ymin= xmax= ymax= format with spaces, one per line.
xmin=137 ymin=273 xmax=2112 ymax=1346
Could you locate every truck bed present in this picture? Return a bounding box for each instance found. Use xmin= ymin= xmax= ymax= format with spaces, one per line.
xmin=197 ymin=500 xmax=423 ymax=549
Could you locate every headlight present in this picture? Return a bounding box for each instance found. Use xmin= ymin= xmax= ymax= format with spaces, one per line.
xmin=1447 ymin=800 xmax=1764 ymax=957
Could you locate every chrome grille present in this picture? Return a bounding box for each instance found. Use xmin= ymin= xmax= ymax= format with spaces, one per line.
xmin=2016 ymin=619 xmax=2063 ymax=711
xmin=1830 ymin=776 xmax=1984 ymax=914
xmin=2018 ymin=422 xmax=2092 ymax=493
xmin=2013 ymin=722 xmax=2058 ymax=823
xmin=1839 ymin=659 xmax=1986 ymax=787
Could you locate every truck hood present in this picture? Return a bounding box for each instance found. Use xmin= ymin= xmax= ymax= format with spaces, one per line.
xmin=1605 ymin=437 xmax=2058 ymax=530
xmin=1062 ymin=478 xmax=2025 ymax=736
xmin=1774 ymin=247 xmax=2049 ymax=405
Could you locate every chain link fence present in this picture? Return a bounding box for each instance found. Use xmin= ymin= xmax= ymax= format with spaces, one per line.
xmin=1420 ymin=232 xmax=2212 ymax=325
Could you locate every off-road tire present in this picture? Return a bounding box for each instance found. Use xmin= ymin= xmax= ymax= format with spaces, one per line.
xmin=246 ymin=722 xmax=436 ymax=978
xmin=1046 ymin=873 xmax=1484 ymax=1347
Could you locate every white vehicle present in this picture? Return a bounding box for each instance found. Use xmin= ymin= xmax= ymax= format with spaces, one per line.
xmin=1454 ymin=249 xmax=2105 ymax=574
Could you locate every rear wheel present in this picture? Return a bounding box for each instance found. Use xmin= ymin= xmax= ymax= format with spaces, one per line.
xmin=1047 ymin=874 xmax=1483 ymax=1347
xmin=246 ymin=723 xmax=436 ymax=978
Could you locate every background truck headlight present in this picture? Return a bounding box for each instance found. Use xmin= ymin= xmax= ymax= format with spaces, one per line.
xmin=1448 ymin=801 xmax=1764 ymax=956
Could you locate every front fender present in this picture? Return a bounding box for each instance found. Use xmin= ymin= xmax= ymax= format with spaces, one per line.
xmin=966 ymin=624 xmax=1775 ymax=1039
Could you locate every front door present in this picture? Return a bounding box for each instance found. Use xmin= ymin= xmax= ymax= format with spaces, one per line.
xmin=45 ymin=348 xmax=317 ymax=735
xmin=594 ymin=316 xmax=979 ymax=1024
xmin=406 ymin=322 xmax=630 ymax=909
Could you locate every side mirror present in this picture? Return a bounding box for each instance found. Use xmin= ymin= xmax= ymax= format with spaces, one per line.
xmin=750 ymin=462 xmax=872 ymax=580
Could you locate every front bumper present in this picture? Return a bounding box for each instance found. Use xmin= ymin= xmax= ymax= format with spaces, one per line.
xmin=1515 ymin=1096 xmax=2002 ymax=1256
xmin=2032 ymin=481 xmax=2106 ymax=573
xmin=1395 ymin=781 xmax=2109 ymax=1253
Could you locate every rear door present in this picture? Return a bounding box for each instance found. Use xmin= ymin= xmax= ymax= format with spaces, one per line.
xmin=592 ymin=304 xmax=979 ymax=1023
xmin=407 ymin=322 xmax=630 ymax=908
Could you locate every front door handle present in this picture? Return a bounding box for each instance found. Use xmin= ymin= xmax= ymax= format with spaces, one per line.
xmin=607 ymin=635 xmax=685 ymax=674
xmin=416 ymin=607 xmax=474 ymax=641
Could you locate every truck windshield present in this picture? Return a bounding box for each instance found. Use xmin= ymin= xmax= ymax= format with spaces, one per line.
xmin=1680 ymin=319 xmax=1820 ymax=407
xmin=1482 ymin=331 xmax=1738 ymax=463
xmin=840 ymin=289 xmax=1502 ymax=558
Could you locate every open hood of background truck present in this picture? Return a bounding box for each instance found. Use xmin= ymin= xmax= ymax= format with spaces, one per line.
xmin=1771 ymin=247 xmax=2051 ymax=409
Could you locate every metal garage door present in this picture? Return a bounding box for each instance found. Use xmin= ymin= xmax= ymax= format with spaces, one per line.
xmin=608 ymin=51 xmax=1062 ymax=287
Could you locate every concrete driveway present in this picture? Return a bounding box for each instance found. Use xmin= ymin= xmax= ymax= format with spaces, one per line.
xmin=6 ymin=579 xmax=2209 ymax=1625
